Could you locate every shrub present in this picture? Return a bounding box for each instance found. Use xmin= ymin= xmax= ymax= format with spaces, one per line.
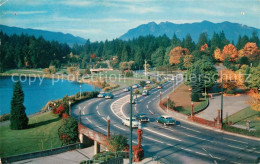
xmin=58 ymin=117 xmax=78 ymax=145
xmin=53 ymin=105 xmax=65 ymax=115
xmin=125 ymin=71 xmax=133 ymax=77
xmin=0 ymin=114 xmax=10 ymax=122
xmin=226 ymin=89 xmax=235 ymax=94
xmin=139 ymin=81 xmax=146 ymax=87
xmin=107 ymin=134 xmax=128 ymax=152
xmin=191 ymin=92 xmax=200 ymax=102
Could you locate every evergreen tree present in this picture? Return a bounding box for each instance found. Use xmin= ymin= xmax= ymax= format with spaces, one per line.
xmin=210 ymin=32 xmax=220 ymax=53
xmin=250 ymin=31 xmax=260 ymax=47
xmin=236 ymin=35 xmax=243 ymax=50
xmin=183 ymin=34 xmax=195 ymax=52
xmin=190 ymin=66 xmax=204 ymax=101
xmin=196 ymin=32 xmax=208 ymax=50
xmin=219 ymin=31 xmax=230 ymax=49
xmin=10 ymin=81 xmax=28 ymax=130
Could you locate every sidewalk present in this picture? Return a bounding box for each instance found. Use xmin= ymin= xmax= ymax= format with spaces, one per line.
xmin=13 ymin=146 xmax=94 ymax=164
xmin=196 ymin=94 xmax=249 ymax=121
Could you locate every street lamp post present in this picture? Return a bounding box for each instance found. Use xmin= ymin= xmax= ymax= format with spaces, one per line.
xmin=107 ymin=116 xmax=110 ymax=138
xmin=80 ymin=84 xmax=82 ymax=99
xmin=129 ymin=87 xmax=133 ymax=164
xmin=220 ymin=80 xmax=223 ymax=125
xmin=167 ymin=96 xmax=169 ymax=113
xmin=160 ymin=91 xmax=162 ymax=103
xmin=79 ymin=109 xmax=81 ymax=124
xmin=69 ymin=101 xmax=71 ymax=116
xmin=191 ymin=101 xmax=194 ymax=118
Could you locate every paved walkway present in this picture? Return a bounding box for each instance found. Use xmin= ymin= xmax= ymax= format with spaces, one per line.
xmin=196 ymin=94 xmax=249 ymax=121
xmin=13 ymin=146 xmax=95 ymax=164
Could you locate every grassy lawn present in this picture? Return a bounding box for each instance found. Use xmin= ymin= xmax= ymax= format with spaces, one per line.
xmin=225 ymin=107 xmax=260 ymax=130
xmin=167 ymin=83 xmax=208 ymax=115
xmin=2 ymin=69 xmax=44 ymax=75
xmin=0 ymin=111 xmax=62 ymax=157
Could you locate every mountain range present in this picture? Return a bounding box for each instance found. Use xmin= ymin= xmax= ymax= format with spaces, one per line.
xmin=119 ymin=21 xmax=260 ymax=43
xmin=1 ymin=21 xmax=259 ymax=45
xmin=0 ymin=24 xmax=86 ymax=46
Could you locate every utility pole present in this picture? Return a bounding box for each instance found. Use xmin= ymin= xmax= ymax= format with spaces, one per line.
xmin=221 ymin=79 xmax=223 ymax=125
xmin=80 ymin=84 xmax=82 ymax=99
xmin=144 ymin=59 xmax=147 ymax=77
xmin=129 ymin=87 xmax=133 ymax=164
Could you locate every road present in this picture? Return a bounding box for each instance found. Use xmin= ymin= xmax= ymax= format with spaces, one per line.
xmin=71 ymin=81 xmax=260 ymax=164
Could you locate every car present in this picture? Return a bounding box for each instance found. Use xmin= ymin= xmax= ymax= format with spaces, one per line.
xmin=157 ymin=85 xmax=162 ymax=89
xmin=105 ymin=93 xmax=114 ymax=99
xmin=97 ymin=92 xmax=107 ymax=98
xmin=123 ymin=87 xmax=130 ymax=92
xmin=135 ymin=113 xmax=149 ymax=122
xmin=132 ymin=84 xmax=138 ymax=89
xmin=156 ymin=115 xmax=175 ymax=125
xmin=146 ymin=80 xmax=152 ymax=84
xmin=142 ymin=90 xmax=149 ymax=96
xmin=122 ymin=117 xmax=139 ymax=128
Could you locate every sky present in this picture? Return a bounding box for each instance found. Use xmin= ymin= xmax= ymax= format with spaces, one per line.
xmin=0 ymin=0 xmax=259 ymax=41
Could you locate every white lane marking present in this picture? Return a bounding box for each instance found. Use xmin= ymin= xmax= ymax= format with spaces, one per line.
xmin=96 ymin=106 xmax=99 ymax=110
xmin=202 ymin=148 xmax=217 ymax=164
xmin=143 ymin=136 xmax=164 ymax=144
xmin=110 ymin=95 xmax=129 ymax=119
xmin=134 ymin=106 xmax=137 ymax=112
xmin=143 ymin=127 xmax=182 ymax=141
xmin=114 ymin=124 xmax=127 ymax=131
xmin=148 ymin=101 xmax=151 ymax=104
xmin=97 ymin=111 xmax=101 ymax=115
xmin=86 ymin=118 xmax=92 ymax=123
xmin=185 ymin=134 xmax=212 ymax=142
xmin=227 ymin=145 xmax=260 ymax=154
xmin=179 ymin=125 xmax=201 ymax=133
xmin=146 ymin=105 xmax=148 ymax=109
xmin=149 ymin=110 xmax=153 ymax=114
xmin=102 ymin=117 xmax=106 ymax=121
xmin=82 ymin=111 xmax=85 ymax=115
xmin=97 ymin=126 xmax=107 ymax=132
xmin=100 ymin=102 xmax=103 ymax=105
xmin=223 ymin=137 xmax=247 ymax=144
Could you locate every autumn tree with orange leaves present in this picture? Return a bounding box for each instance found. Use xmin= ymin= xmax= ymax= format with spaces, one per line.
xmin=213 ymin=48 xmax=221 ymax=61
xmin=218 ymin=69 xmax=244 ymax=91
xmin=242 ymin=42 xmax=259 ymax=61
xmin=169 ymin=46 xmax=189 ymax=65
xmin=220 ymin=44 xmax=238 ymax=62
xmin=200 ymin=43 xmax=209 ymax=52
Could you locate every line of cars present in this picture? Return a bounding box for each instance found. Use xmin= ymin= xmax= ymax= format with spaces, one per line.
xmin=122 ymin=113 xmax=176 ymax=128
xmin=97 ymin=92 xmax=114 ymax=99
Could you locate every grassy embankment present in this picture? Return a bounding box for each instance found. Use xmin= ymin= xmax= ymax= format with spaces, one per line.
xmin=0 ymin=111 xmax=62 ymax=157
xmin=167 ymin=83 xmax=208 ymax=115
xmin=223 ymin=106 xmax=260 ymax=137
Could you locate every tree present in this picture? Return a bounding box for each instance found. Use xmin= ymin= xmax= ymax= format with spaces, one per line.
xmin=243 ymin=42 xmax=259 ymax=61
xmin=221 ymin=44 xmax=238 ymax=62
xmin=151 ymin=47 xmax=165 ymax=67
xmin=107 ymin=134 xmax=128 ymax=152
xmin=218 ymin=69 xmax=244 ymax=91
xmin=139 ymin=81 xmax=146 ymax=87
xmin=248 ymin=92 xmax=260 ymax=112
xmin=10 ymin=81 xmax=28 ymax=130
xmin=196 ymin=32 xmax=208 ymax=50
xmin=246 ymin=65 xmax=260 ymax=91
xmin=58 ymin=117 xmax=78 ymax=145
xmin=200 ymin=43 xmax=209 ymax=52
xmin=183 ymin=34 xmax=195 ymax=52
xmin=190 ymin=66 xmax=204 ymax=101
xmin=183 ymin=55 xmax=194 ymax=69
xmin=250 ymin=31 xmax=260 ymax=47
xmin=213 ymin=48 xmax=221 ymax=61
xmin=169 ymin=46 xmax=189 ymax=65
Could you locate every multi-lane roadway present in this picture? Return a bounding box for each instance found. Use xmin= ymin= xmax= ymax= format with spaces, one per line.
xmin=72 ymin=81 xmax=260 ymax=164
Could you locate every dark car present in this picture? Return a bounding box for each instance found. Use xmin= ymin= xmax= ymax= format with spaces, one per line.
xmin=97 ymin=92 xmax=107 ymax=98
xmin=105 ymin=93 xmax=114 ymax=99
xmin=135 ymin=113 xmax=149 ymax=122
xmin=156 ymin=115 xmax=175 ymax=125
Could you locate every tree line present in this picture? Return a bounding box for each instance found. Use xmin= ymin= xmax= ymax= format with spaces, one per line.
xmin=0 ymin=30 xmax=259 ymax=72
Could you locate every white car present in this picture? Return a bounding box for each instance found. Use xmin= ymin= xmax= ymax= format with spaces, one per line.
xmin=122 ymin=117 xmax=139 ymax=128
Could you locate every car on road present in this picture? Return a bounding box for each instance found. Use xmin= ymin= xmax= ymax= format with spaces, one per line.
xmin=157 ymin=85 xmax=162 ymax=89
xmin=105 ymin=93 xmax=114 ymax=99
xmin=142 ymin=90 xmax=149 ymax=96
xmin=97 ymin=92 xmax=107 ymax=98
xmin=135 ymin=113 xmax=149 ymax=122
xmin=123 ymin=87 xmax=130 ymax=92
xmin=156 ymin=115 xmax=175 ymax=125
xmin=122 ymin=117 xmax=139 ymax=128
xmin=132 ymin=84 xmax=138 ymax=89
